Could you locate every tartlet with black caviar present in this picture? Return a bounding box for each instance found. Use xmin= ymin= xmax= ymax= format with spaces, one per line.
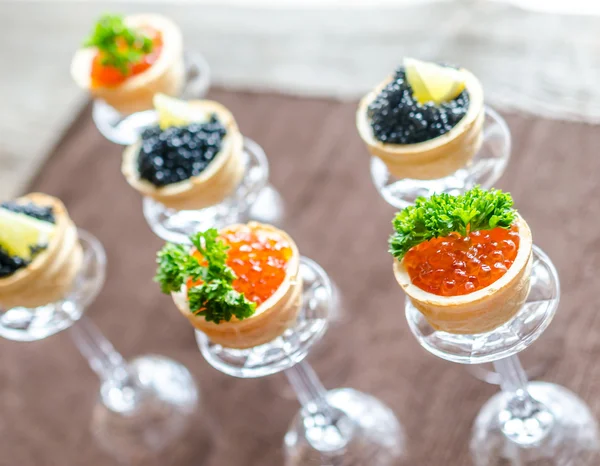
xmin=122 ymin=94 xmax=244 ymax=211
xmin=0 ymin=193 xmax=82 ymax=309
xmin=156 ymin=222 xmax=302 ymax=349
xmin=390 ymin=187 xmax=532 ymax=334
xmin=71 ymin=13 xmax=184 ymax=114
xmin=357 ymin=58 xmax=484 ymax=180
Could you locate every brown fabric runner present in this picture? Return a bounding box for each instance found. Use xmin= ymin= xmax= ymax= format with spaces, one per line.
xmin=1 ymin=89 xmax=599 ymax=465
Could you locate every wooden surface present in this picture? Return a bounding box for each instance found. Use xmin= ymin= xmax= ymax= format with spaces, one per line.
xmin=1 ymin=89 xmax=600 ymax=465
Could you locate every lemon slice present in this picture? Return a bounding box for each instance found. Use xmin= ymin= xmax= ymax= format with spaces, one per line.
xmin=404 ymin=58 xmax=466 ymax=105
xmin=0 ymin=208 xmax=55 ymax=260
xmin=153 ymin=93 xmax=210 ymax=130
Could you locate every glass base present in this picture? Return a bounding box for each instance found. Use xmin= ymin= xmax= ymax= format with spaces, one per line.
xmin=471 ymin=382 xmax=600 ymax=465
xmin=406 ymin=245 xmax=560 ymax=364
xmin=92 ymin=355 xmax=199 ymax=462
xmin=371 ymin=105 xmax=510 ymax=209
xmin=144 ymin=137 xmax=283 ymax=244
xmin=196 ymin=257 xmax=332 ymax=378
xmin=284 ymin=388 xmax=406 ymax=465
xmin=92 ymin=51 xmax=211 ymax=145
xmin=248 ymin=184 xmax=285 ymax=226
xmin=0 ymin=230 xmax=106 ymax=342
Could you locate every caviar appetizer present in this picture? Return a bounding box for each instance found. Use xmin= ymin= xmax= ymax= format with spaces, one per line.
xmin=390 ymin=187 xmax=532 ymax=334
xmin=156 ymin=222 xmax=302 ymax=349
xmin=71 ymin=13 xmax=184 ymax=114
xmin=357 ymin=58 xmax=484 ymax=180
xmin=0 ymin=193 xmax=83 ymax=309
xmin=122 ymin=94 xmax=244 ymax=211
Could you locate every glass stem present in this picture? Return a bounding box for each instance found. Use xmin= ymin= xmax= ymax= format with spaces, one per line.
xmin=494 ymin=355 xmax=529 ymax=393
xmin=285 ymin=361 xmax=352 ymax=453
xmin=493 ymin=355 xmax=554 ymax=445
xmin=285 ymin=360 xmax=331 ymax=413
xmin=70 ymin=316 xmax=143 ymax=413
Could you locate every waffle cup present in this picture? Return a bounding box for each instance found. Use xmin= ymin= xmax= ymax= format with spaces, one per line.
xmin=71 ymin=14 xmax=185 ymax=115
xmin=172 ymin=222 xmax=303 ymax=349
xmin=393 ymin=215 xmax=533 ymax=335
xmin=356 ymin=68 xmax=484 ymax=180
xmin=0 ymin=193 xmax=83 ymax=309
xmin=122 ymin=100 xmax=245 ymax=211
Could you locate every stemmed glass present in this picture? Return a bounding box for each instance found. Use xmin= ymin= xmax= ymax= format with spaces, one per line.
xmin=405 ymin=245 xmax=599 ymax=465
xmin=374 ymin=106 xmax=557 ymax=386
xmin=195 ymin=257 xmax=406 ymax=465
xmin=370 ymin=106 xmax=511 ymax=210
xmin=0 ymin=230 xmax=199 ymax=464
xmin=91 ymin=52 xmax=285 ymax=244
xmin=143 ymin=137 xmax=284 ymax=244
xmin=92 ymin=52 xmax=211 ymax=146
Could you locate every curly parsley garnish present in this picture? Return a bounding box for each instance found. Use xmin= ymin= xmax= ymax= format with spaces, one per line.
xmin=155 ymin=229 xmax=257 ymax=324
xmin=83 ymin=14 xmax=153 ymax=75
xmin=389 ymin=186 xmax=516 ymax=260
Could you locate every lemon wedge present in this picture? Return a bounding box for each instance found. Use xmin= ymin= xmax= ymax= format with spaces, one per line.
xmin=404 ymin=58 xmax=466 ymax=106
xmin=153 ymin=93 xmax=209 ymax=130
xmin=0 ymin=208 xmax=55 ymax=260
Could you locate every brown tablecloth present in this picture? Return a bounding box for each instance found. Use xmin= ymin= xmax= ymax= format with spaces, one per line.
xmin=1 ymin=89 xmax=600 ymax=466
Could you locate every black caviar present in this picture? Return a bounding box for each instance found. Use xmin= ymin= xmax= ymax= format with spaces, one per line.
xmin=0 ymin=247 xmax=28 ymax=278
xmin=2 ymin=202 xmax=55 ymax=224
xmin=137 ymin=115 xmax=227 ymax=187
xmin=368 ymin=68 xmax=470 ymax=144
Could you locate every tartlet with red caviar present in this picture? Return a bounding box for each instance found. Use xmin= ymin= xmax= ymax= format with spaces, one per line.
xmin=357 ymin=58 xmax=484 ymax=180
xmin=122 ymin=95 xmax=244 ymax=211
xmin=71 ymin=13 xmax=184 ymax=114
xmin=390 ymin=187 xmax=532 ymax=334
xmin=156 ymin=222 xmax=302 ymax=349
xmin=0 ymin=193 xmax=83 ymax=309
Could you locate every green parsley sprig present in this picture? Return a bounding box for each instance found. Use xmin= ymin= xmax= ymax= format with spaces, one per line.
xmin=83 ymin=14 xmax=153 ymax=75
xmin=155 ymin=229 xmax=257 ymax=324
xmin=389 ymin=186 xmax=516 ymax=260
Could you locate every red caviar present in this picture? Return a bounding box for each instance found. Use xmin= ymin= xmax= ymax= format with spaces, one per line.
xmin=190 ymin=227 xmax=293 ymax=305
xmin=404 ymin=224 xmax=520 ymax=296
xmin=90 ymin=27 xmax=163 ymax=87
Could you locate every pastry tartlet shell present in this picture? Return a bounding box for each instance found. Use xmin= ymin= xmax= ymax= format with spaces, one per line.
xmin=356 ymin=68 xmax=484 ymax=180
xmin=172 ymin=222 xmax=303 ymax=349
xmin=71 ymin=14 xmax=185 ymax=115
xmin=0 ymin=193 xmax=83 ymax=309
xmin=122 ymin=100 xmax=245 ymax=211
xmin=393 ymin=215 xmax=532 ymax=335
